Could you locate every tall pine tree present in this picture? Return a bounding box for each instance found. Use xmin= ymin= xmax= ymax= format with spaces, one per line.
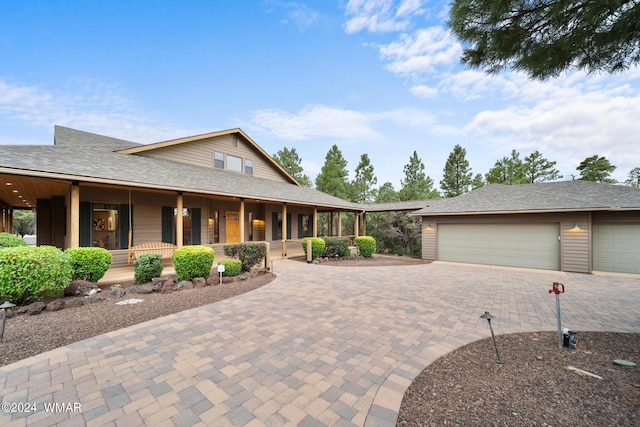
xmin=399 ymin=151 xmax=439 ymax=201
xmin=522 ymin=151 xmax=562 ymax=183
xmin=351 ymin=153 xmax=378 ymax=203
xmin=272 ymin=147 xmax=312 ymax=187
xmin=315 ymin=145 xmax=350 ymax=199
xmin=440 ymin=144 xmax=473 ymax=197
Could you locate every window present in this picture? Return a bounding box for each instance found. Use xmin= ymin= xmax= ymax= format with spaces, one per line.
xmin=298 ymin=214 xmax=313 ymax=238
xmin=162 ymin=206 xmax=201 ymax=245
xmin=271 ymin=212 xmax=291 ymax=240
xmin=208 ymin=210 xmax=219 ymax=244
xmin=92 ymin=203 xmax=119 ymax=250
xmin=227 ymin=155 xmax=242 ymax=172
xmin=214 ymin=151 xmax=224 ymax=169
xmin=245 ymin=159 xmax=253 ymax=175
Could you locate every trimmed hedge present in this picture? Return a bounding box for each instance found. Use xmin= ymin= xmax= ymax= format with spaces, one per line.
xmin=134 ymin=253 xmax=163 ymax=284
xmin=355 ymin=236 xmax=376 ymax=257
xmin=0 ymin=246 xmax=72 ymax=304
xmin=0 ymin=232 xmax=26 ymax=248
xmin=322 ymin=237 xmax=350 ymax=258
xmin=218 ymin=259 xmax=242 ymax=277
xmin=302 ymin=237 xmax=325 ymax=260
xmin=223 ymin=242 xmax=267 ymax=271
xmin=65 ymin=247 xmax=113 ymax=282
xmin=172 ymin=246 xmax=215 ymax=281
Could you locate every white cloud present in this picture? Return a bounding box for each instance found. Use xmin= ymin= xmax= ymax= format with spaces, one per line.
xmin=0 ymin=78 xmax=193 ymax=144
xmin=343 ymin=0 xmax=424 ymax=34
xmin=282 ymin=2 xmax=318 ymax=30
xmin=378 ymin=27 xmax=462 ymax=76
xmin=410 ymin=84 xmax=438 ymax=98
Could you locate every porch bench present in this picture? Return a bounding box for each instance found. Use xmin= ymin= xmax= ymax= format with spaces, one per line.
xmin=128 ymin=242 xmax=177 ymax=265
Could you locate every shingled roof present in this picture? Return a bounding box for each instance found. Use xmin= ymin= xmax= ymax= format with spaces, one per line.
xmin=413 ymin=181 xmax=640 ymax=216
xmin=0 ymin=126 xmax=361 ymax=210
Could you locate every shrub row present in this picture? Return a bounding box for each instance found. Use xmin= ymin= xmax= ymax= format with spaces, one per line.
xmin=300 ymin=236 xmax=377 ymax=259
xmin=0 ymin=232 xmax=26 ymax=248
xmin=172 ymin=246 xmax=215 ymax=281
xmin=223 ymin=243 xmax=267 ymax=271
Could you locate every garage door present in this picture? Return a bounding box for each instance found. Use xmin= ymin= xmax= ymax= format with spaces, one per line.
xmin=593 ymin=224 xmax=640 ymax=274
xmin=438 ymin=223 xmax=560 ymax=270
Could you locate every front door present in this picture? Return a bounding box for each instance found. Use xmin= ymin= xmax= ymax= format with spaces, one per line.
xmin=226 ymin=212 xmax=240 ymax=243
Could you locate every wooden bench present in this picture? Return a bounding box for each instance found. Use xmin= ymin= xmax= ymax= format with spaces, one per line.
xmin=128 ymin=242 xmax=177 ymax=264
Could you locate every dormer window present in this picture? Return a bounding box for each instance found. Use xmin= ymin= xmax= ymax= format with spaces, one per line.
xmin=214 ymin=151 xmax=224 ymax=169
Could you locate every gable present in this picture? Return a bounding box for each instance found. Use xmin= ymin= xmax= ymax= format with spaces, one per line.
xmin=118 ymin=129 xmax=298 ymax=185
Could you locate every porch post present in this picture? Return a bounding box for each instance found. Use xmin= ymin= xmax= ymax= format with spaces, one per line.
xmin=362 ymin=212 xmax=367 ymax=236
xmin=239 ymin=199 xmax=245 ymax=243
xmin=329 ymin=212 xmax=334 ymax=236
xmin=282 ymin=203 xmax=287 ymax=256
xmin=70 ymin=182 xmax=80 ymax=248
xmin=354 ymin=212 xmax=359 ymax=238
xmin=337 ymin=211 xmax=342 ymax=237
xmin=313 ymin=207 xmax=318 ymax=238
xmin=176 ymin=192 xmax=184 ymax=247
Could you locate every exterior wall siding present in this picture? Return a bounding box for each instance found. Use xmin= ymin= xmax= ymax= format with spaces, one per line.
xmin=136 ymin=134 xmax=289 ymax=182
xmin=421 ymin=212 xmax=592 ymax=273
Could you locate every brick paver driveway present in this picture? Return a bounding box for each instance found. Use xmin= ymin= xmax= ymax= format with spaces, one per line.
xmin=1 ymin=260 xmax=639 ymax=426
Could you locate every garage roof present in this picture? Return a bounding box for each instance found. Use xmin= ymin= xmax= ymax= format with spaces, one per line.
xmin=413 ymin=181 xmax=640 ymax=216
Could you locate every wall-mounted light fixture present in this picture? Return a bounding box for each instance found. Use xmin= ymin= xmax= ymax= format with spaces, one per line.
xmin=570 ymin=224 xmax=581 ymax=231
xmin=425 ymin=224 xmax=433 ymax=231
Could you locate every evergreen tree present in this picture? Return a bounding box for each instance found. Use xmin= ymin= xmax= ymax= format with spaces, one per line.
xmin=522 ymin=151 xmax=562 ymax=183
xmin=576 ymin=155 xmax=617 ymax=183
xmin=399 ymin=151 xmax=439 ymax=201
xmin=485 ymin=150 xmax=525 ymax=185
xmin=375 ymin=182 xmax=400 ymax=203
xmin=449 ymin=0 xmax=640 ymax=79
xmin=471 ymin=173 xmax=485 ymax=190
xmin=351 ymin=153 xmax=378 ymax=203
xmin=625 ymin=167 xmax=640 ymax=188
xmin=272 ymin=147 xmax=312 ymax=187
xmin=440 ymin=144 xmax=473 ymax=197
xmin=315 ymin=145 xmax=350 ymax=199
xmin=12 ymin=209 xmax=35 ymax=237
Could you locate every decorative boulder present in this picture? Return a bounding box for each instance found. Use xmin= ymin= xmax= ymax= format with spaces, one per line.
xmin=46 ymin=299 xmax=65 ymax=311
xmin=17 ymin=301 xmax=46 ymax=315
xmin=64 ymin=280 xmax=101 ymax=296
xmin=127 ymin=285 xmax=154 ymax=294
xmin=83 ymin=294 xmax=105 ymax=304
xmin=193 ymin=277 xmax=207 ymax=288
xmin=108 ymin=284 xmax=126 ymax=299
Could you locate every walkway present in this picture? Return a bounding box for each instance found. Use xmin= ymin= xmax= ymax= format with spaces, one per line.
xmin=1 ymin=260 xmax=639 ymax=426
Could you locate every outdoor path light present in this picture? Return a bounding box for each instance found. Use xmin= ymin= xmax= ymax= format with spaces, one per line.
xmin=480 ymin=311 xmax=505 ymax=364
xmin=0 ymin=301 xmax=16 ymax=343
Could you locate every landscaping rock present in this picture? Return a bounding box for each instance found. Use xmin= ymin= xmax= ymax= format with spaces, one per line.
xmin=46 ymin=299 xmax=65 ymax=311
xmin=193 ymin=277 xmax=207 ymax=288
xmin=177 ymin=280 xmax=194 ymax=290
xmin=65 ymin=299 xmax=84 ymax=308
xmin=221 ymin=276 xmax=235 ymax=284
xmin=64 ymin=280 xmax=100 ymax=296
xmin=18 ymin=302 xmax=46 ymax=315
xmin=127 ymin=285 xmax=154 ymax=294
xmin=83 ymin=294 xmax=105 ymax=304
xmin=108 ymin=285 xmax=126 ymax=299
xmin=159 ymin=281 xmax=177 ymax=293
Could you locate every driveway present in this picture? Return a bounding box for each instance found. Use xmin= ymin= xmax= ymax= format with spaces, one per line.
xmin=1 ymin=261 xmax=639 ymax=426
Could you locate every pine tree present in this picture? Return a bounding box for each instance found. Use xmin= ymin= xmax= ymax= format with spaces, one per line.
xmin=625 ymin=167 xmax=640 ymax=188
xmin=522 ymin=151 xmax=562 ymax=183
xmin=272 ymin=147 xmax=312 ymax=187
xmin=577 ymin=155 xmax=617 ymax=183
xmin=315 ymin=145 xmax=350 ymax=199
xmin=485 ymin=150 xmax=525 ymax=185
xmin=399 ymin=151 xmax=439 ymax=201
xmin=440 ymin=144 xmax=473 ymax=197
xmin=351 ymin=154 xmax=378 ymax=203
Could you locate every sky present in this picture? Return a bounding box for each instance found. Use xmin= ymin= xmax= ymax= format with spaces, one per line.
xmin=1 ymin=0 xmax=639 ymax=192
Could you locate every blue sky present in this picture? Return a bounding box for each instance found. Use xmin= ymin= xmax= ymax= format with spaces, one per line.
xmin=1 ymin=0 xmax=638 ymax=191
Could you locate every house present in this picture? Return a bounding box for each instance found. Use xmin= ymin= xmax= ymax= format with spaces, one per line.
xmin=414 ymin=181 xmax=640 ymax=274
xmin=0 ymin=126 xmax=368 ymax=266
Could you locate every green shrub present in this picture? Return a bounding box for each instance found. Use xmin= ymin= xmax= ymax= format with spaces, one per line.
xmin=223 ymin=242 xmax=267 ymax=271
xmin=355 ymin=236 xmax=376 ymax=257
xmin=322 ymin=237 xmax=350 ymax=258
xmin=172 ymin=246 xmax=215 ymax=281
xmin=0 ymin=232 xmax=26 ymax=248
xmin=65 ymin=247 xmax=112 ymax=282
xmin=134 ymin=253 xmax=164 ymax=284
xmin=0 ymin=246 xmax=72 ymax=304
xmin=218 ymin=259 xmax=242 ymax=277
xmin=302 ymin=237 xmax=325 ymax=260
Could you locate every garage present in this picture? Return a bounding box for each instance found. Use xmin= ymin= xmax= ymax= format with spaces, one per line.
xmin=593 ymin=224 xmax=640 ymax=274
xmin=437 ymin=223 xmax=560 ymax=270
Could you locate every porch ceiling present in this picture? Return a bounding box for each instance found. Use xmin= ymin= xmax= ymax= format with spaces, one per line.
xmin=0 ymin=174 xmax=70 ymax=208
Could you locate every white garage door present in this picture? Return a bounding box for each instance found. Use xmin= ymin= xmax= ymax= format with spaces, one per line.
xmin=438 ymin=223 xmax=560 ymax=270
xmin=593 ymin=224 xmax=640 ymax=274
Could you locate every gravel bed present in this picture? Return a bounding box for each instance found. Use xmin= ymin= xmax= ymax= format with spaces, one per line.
xmin=0 ymin=273 xmax=275 ymax=367
xmin=398 ymin=331 xmax=640 ymax=426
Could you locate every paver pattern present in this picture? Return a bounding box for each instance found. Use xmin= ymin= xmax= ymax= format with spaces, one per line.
xmin=1 ymin=261 xmax=639 ymax=426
